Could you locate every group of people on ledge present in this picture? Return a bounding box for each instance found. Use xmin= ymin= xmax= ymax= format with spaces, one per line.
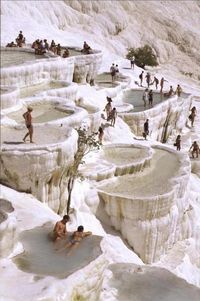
xmin=174 ymin=135 xmax=200 ymax=158
xmin=173 ymin=106 xmax=199 ymax=157
xmin=6 ymin=31 xmax=93 ymax=57
xmin=52 ymin=215 xmax=92 ymax=254
xmin=139 ymin=71 xmax=182 ymax=96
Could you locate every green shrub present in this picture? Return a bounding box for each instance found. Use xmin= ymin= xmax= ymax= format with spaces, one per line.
xmin=126 ymin=45 xmax=158 ymax=69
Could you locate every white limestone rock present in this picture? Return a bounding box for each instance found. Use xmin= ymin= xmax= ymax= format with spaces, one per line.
xmin=0 ymin=126 xmax=78 ymax=213
xmin=97 ymin=145 xmax=193 ymax=263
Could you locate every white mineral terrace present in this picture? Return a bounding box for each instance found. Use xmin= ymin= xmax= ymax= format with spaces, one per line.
xmin=0 ymin=126 xmax=78 ymax=213
xmin=1 ymin=48 xmax=46 ymax=67
xmin=81 ymin=144 xmax=153 ymax=181
xmin=4 ymin=101 xmax=87 ymax=127
xmin=1 ymin=2 xmax=200 ymax=299
xmin=1 ymin=47 xmax=103 ymax=87
xmin=19 ymin=80 xmax=70 ymax=97
xmin=0 ymin=85 xmax=20 ymax=109
xmin=1 ymin=125 xmax=73 ymax=148
xmin=119 ymin=91 xmax=193 ymax=141
xmin=97 ymin=145 xmax=192 ymax=263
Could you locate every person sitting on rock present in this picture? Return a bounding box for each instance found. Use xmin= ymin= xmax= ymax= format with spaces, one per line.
xmin=31 ymin=39 xmax=40 ymax=49
xmin=82 ymin=41 xmax=91 ymax=54
xmin=22 ymin=106 xmax=34 ymax=143
xmin=176 ymin=84 xmax=182 ymax=97
xmin=6 ymin=41 xmax=17 ymax=47
xmin=189 ymin=106 xmax=197 ymax=127
xmin=143 ymin=119 xmax=149 ymax=140
xmin=65 ymin=225 xmax=92 ymax=254
xmin=189 ymin=141 xmax=200 ymax=158
xmin=56 ymin=43 xmax=62 ymax=56
xmin=53 ymin=215 xmax=70 ymax=241
xmin=50 ymin=40 xmax=56 ymax=54
xmin=108 ymin=107 xmax=117 ymax=127
xmin=16 ymin=30 xmax=25 ymax=47
xmin=44 ymin=39 xmax=49 ymax=51
xmin=63 ymin=48 xmax=69 ymax=58
xmin=164 ymin=86 xmax=174 ymax=97
xmin=174 ymin=135 xmax=181 ymax=151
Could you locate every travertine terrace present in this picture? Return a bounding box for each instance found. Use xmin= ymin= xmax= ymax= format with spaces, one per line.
xmin=1 ymin=1 xmax=200 ymax=300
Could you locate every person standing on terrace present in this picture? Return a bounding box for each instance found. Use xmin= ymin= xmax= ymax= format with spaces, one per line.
xmin=139 ymin=71 xmax=144 ymax=86
xmin=108 ymin=108 xmax=117 ymax=127
xmin=130 ymin=57 xmax=135 ymax=69
xmin=104 ymin=97 xmax=112 ymax=119
xmin=142 ymin=89 xmax=148 ymax=107
xmin=153 ymin=76 xmax=159 ymax=89
xmin=148 ymin=90 xmax=153 ymax=107
xmin=23 ymin=107 xmax=34 ymax=143
xmin=145 ymin=72 xmax=151 ymax=88
xmin=98 ymin=126 xmax=104 ymax=145
xmin=174 ymin=135 xmax=181 ymax=151
xmin=189 ymin=141 xmax=200 ymax=158
xmin=176 ymin=84 xmax=182 ymax=97
xmin=143 ymin=119 xmax=149 ymax=140
xmin=160 ymin=77 xmax=168 ymax=94
xmin=189 ymin=106 xmax=197 ymax=127
xmin=110 ymin=63 xmax=116 ymax=83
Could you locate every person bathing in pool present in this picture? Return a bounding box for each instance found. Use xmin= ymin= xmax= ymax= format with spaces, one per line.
xmin=64 ymin=225 xmax=92 ymax=255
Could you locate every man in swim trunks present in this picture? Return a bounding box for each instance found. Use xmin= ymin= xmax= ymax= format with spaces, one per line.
xmin=65 ymin=225 xmax=92 ymax=254
xmin=53 ymin=215 xmax=70 ymax=241
xmin=23 ymin=106 xmax=34 ymax=143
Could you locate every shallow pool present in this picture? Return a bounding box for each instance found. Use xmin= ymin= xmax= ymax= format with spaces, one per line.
xmin=7 ymin=103 xmax=71 ymax=124
xmin=20 ymin=81 xmax=67 ymax=98
xmin=103 ymin=147 xmax=148 ymax=165
xmin=1 ymin=50 xmax=46 ymax=67
xmin=123 ymin=89 xmax=168 ymax=112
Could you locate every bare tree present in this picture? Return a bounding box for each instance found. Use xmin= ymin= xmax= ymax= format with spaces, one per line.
xmin=66 ymin=127 xmax=100 ymax=213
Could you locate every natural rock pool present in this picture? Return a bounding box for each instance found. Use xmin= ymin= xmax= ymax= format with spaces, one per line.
xmin=1 ymin=50 xmax=46 ymax=67
xmin=20 ymin=81 xmax=68 ymax=98
xmin=7 ymin=103 xmax=72 ymax=124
